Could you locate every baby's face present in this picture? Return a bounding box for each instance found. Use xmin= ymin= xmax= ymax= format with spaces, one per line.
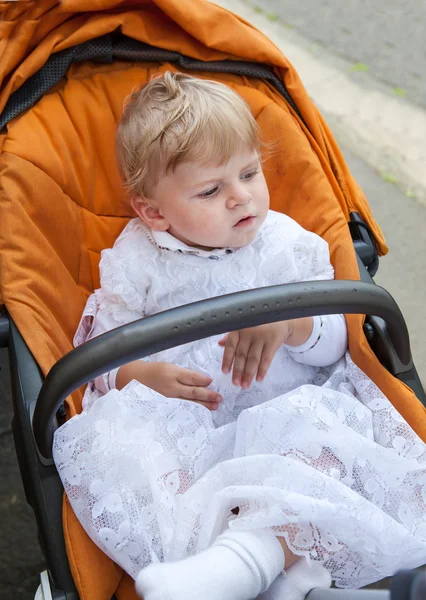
xmin=150 ymin=148 xmax=270 ymax=249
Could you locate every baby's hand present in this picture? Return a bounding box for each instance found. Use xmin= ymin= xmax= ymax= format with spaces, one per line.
xmin=219 ymin=322 xmax=291 ymax=389
xmin=117 ymin=361 xmax=222 ymax=410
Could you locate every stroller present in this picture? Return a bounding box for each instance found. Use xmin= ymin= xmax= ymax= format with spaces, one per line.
xmin=0 ymin=0 xmax=425 ymax=598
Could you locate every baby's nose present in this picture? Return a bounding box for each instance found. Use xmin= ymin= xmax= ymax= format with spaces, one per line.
xmin=228 ymin=184 xmax=252 ymax=206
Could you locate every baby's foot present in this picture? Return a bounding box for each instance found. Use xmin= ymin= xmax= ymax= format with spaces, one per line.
xmin=135 ymin=529 xmax=284 ymax=600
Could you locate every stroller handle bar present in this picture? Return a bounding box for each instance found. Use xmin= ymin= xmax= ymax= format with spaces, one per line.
xmin=307 ymin=589 xmax=388 ymax=599
xmin=33 ymin=280 xmax=411 ymax=462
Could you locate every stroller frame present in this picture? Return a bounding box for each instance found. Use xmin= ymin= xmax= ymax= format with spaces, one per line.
xmin=1 ymin=44 xmax=425 ymax=600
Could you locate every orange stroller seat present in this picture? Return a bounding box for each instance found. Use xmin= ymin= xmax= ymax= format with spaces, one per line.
xmin=1 ymin=1 xmax=425 ymax=599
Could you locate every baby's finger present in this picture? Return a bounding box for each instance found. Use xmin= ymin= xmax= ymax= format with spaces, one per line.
xmin=178 ymin=369 xmax=213 ymax=388
xmin=241 ymin=341 xmax=264 ymax=389
xmin=221 ymin=332 xmax=239 ymax=374
xmin=256 ymin=347 xmax=277 ymax=382
xmin=193 ymin=400 xmax=220 ymax=411
xmin=231 ymin=338 xmax=252 ymax=386
xmin=218 ymin=334 xmax=229 ymax=347
xmin=179 ymin=385 xmax=222 ymax=406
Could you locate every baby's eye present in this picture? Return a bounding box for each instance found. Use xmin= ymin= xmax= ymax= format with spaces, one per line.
xmin=241 ymin=170 xmax=259 ymax=181
xmin=199 ymin=186 xmax=219 ymax=199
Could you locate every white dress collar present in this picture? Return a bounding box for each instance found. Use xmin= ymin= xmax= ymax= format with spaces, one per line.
xmin=150 ymin=228 xmax=235 ymax=259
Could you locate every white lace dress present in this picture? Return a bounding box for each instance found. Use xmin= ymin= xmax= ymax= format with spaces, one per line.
xmin=53 ymin=211 xmax=426 ymax=588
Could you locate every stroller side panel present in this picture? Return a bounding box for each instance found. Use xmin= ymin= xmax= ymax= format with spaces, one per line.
xmin=7 ymin=319 xmax=78 ymax=599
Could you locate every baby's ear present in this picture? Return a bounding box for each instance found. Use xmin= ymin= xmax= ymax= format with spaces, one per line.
xmin=131 ymin=196 xmax=169 ymax=231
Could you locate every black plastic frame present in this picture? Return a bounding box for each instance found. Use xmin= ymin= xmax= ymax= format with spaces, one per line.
xmin=7 ymin=277 xmax=424 ymax=599
xmin=33 ymin=279 xmax=414 ymax=462
xmin=0 ymin=313 xmax=8 ymax=347
xmin=349 ymin=213 xmax=379 ymax=276
xmin=307 ymin=590 xmax=389 ymax=599
xmin=8 ymin=319 xmax=79 ymax=599
xmin=355 ymin=255 xmax=425 ymax=400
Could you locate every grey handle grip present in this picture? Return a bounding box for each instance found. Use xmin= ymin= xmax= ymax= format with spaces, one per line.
xmin=307 ymin=590 xmax=389 ymax=599
xmin=33 ymin=280 xmax=410 ymax=461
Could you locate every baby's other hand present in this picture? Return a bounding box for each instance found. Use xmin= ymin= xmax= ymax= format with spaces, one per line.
xmin=219 ymin=322 xmax=290 ymax=389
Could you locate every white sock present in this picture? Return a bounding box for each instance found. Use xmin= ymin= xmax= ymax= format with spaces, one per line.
xmin=135 ymin=529 xmax=284 ymax=600
xmin=257 ymin=557 xmax=332 ymax=600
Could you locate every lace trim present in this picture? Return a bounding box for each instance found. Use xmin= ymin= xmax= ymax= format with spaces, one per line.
xmin=287 ymin=316 xmax=324 ymax=355
xmin=150 ymin=228 xmax=235 ymax=259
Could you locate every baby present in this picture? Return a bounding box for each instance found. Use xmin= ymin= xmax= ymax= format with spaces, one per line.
xmin=53 ymin=72 xmax=426 ymax=600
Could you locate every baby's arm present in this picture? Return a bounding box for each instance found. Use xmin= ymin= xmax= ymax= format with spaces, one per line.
xmin=87 ymin=310 xmax=221 ymax=410
xmin=116 ymin=360 xmax=222 ymax=410
xmin=219 ymin=315 xmax=347 ymax=388
xmin=218 ymin=215 xmax=349 ymax=386
xmin=87 ymin=308 xmax=122 ymax=395
xmin=284 ymin=313 xmax=347 ymax=367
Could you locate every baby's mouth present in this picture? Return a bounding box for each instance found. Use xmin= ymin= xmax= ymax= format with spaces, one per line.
xmin=234 ymin=215 xmax=256 ymax=228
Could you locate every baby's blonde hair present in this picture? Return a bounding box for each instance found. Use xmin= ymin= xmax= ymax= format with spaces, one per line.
xmin=116 ymin=71 xmax=262 ymax=198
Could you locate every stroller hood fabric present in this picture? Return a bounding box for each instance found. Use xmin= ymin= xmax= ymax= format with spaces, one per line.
xmin=0 ymin=1 xmax=425 ymax=599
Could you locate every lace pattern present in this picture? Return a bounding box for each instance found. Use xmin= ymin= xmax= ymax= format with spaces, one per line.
xmin=53 ymin=211 xmax=426 ymax=587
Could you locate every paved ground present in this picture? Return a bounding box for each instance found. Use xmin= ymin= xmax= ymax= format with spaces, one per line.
xmin=220 ymin=0 xmax=426 ymax=204
xmin=251 ymin=0 xmax=426 ymax=110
